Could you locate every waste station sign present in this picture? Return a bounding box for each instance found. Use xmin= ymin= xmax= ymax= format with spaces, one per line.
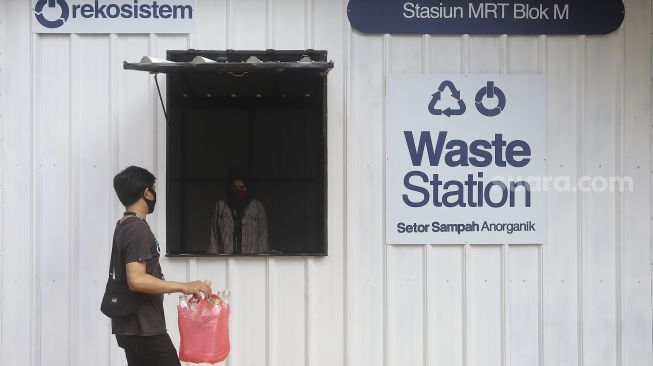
xmin=386 ymin=75 xmax=546 ymax=244
xmin=348 ymin=0 xmax=624 ymax=35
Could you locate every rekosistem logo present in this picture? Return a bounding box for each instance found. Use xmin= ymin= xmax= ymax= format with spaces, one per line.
xmin=35 ymin=0 xmax=70 ymax=29
xmin=34 ymin=0 xmax=194 ymax=29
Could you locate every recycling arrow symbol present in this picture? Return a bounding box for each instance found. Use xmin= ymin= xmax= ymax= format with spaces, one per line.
xmin=428 ymin=80 xmax=466 ymax=117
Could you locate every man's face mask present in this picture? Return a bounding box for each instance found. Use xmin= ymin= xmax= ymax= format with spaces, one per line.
xmin=145 ymin=187 xmax=156 ymax=213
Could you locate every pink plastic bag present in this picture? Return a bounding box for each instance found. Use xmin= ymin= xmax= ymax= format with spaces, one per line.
xmin=178 ymin=294 xmax=230 ymax=364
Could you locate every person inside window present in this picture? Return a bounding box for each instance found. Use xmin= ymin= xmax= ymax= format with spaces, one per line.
xmin=208 ymin=168 xmax=269 ymax=254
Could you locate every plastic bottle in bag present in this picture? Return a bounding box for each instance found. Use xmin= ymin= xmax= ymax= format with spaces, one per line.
xmin=219 ymin=289 xmax=231 ymax=303
xmin=179 ymin=294 xmax=189 ymax=309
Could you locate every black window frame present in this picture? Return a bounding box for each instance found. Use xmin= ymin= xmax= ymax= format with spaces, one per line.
xmin=124 ymin=49 xmax=333 ymax=257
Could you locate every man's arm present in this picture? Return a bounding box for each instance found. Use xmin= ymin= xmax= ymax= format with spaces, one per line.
xmin=126 ymin=262 xmax=211 ymax=299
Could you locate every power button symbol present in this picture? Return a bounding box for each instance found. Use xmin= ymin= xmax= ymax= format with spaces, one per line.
xmin=475 ymin=81 xmax=506 ymax=117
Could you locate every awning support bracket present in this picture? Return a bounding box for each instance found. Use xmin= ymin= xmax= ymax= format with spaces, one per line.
xmin=154 ymin=73 xmax=169 ymax=130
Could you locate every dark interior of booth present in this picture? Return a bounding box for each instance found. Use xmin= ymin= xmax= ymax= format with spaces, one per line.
xmin=163 ymin=50 xmax=329 ymax=256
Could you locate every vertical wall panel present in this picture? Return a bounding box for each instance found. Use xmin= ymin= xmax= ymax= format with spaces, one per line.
xmin=117 ymin=36 xmax=153 ymax=170
xmin=542 ymin=36 xmax=581 ymax=366
xmin=196 ymin=259 xmax=228 ymax=296
xmin=110 ymin=32 xmax=165 ymax=366
xmin=428 ymin=246 xmax=464 ymax=366
xmin=426 ymin=36 xmax=466 ymax=366
xmin=505 ymin=37 xmax=542 ymax=366
xmin=622 ymin=2 xmax=653 ymax=366
xmin=194 ymin=0 xmax=228 ymax=50
xmin=583 ymin=33 xmax=619 ymax=366
xmin=273 ymin=0 xmax=306 ymax=49
xmin=267 ymin=5 xmax=308 ymax=366
xmin=507 ymin=37 xmax=539 ymax=73
xmin=0 ymin=0 xmax=4 ymax=358
xmin=0 ymin=0 xmax=34 ymax=365
xmin=108 ymin=32 xmax=124 ymax=366
xmin=233 ymin=0 xmax=267 ymax=49
xmin=386 ymin=246 xmax=423 ymax=366
xmin=466 ymin=35 xmax=504 ymax=366
xmin=307 ymin=1 xmax=346 ymax=365
xmin=386 ymin=35 xmax=425 ymax=366
xmin=269 ymin=259 xmax=306 ymax=366
xmin=149 ymin=33 xmax=189 ymax=237
xmin=467 ymin=246 xmax=503 ymax=366
xmin=388 ymin=36 xmax=422 ymax=74
xmin=39 ymin=34 xmax=72 ymax=366
xmin=429 ymin=36 xmax=463 ymax=73
xmin=347 ymin=31 xmax=385 ymax=366
xmin=469 ymin=36 xmax=501 ymax=73
xmin=229 ymin=259 xmax=268 ymax=366
xmin=151 ymin=35 xmax=192 ymax=358
xmin=507 ymin=245 xmax=540 ymax=366
xmin=225 ymin=6 xmax=271 ymax=366
xmin=76 ymin=34 xmax=112 ymax=366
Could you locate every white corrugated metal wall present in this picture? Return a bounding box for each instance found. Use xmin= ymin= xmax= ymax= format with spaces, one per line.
xmin=0 ymin=1 xmax=651 ymax=366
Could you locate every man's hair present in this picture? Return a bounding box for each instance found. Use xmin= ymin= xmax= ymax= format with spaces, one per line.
xmin=113 ymin=166 xmax=156 ymax=207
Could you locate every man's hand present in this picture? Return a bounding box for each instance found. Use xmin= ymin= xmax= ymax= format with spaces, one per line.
xmin=182 ymin=281 xmax=212 ymax=300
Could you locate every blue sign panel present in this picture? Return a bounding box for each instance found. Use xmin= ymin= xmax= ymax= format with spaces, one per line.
xmin=347 ymin=0 xmax=624 ymax=35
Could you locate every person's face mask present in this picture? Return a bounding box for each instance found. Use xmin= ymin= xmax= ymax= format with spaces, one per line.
xmin=145 ymin=187 xmax=156 ymax=213
xmin=229 ymin=179 xmax=249 ymax=201
xmin=230 ymin=189 xmax=249 ymax=201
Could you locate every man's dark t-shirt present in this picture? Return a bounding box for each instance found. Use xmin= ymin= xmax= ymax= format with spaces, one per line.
xmin=111 ymin=215 xmax=167 ymax=336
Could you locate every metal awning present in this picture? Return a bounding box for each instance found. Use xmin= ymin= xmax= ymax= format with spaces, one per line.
xmin=122 ymin=49 xmax=333 ymax=123
xmin=123 ymin=49 xmax=333 ymax=74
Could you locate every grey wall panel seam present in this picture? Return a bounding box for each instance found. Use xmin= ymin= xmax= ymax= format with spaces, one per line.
xmin=0 ymin=0 xmax=5 ymax=359
xmin=224 ymin=6 xmax=232 ymax=354
xmin=538 ymin=244 xmax=544 ymax=366
xmin=304 ymin=258 xmax=309 ymax=366
xmin=265 ymin=258 xmax=270 ymax=366
xmin=69 ymin=33 xmax=79 ymax=366
xmin=310 ymin=0 xmax=316 ymax=49
xmin=149 ymin=33 xmax=157 ymax=234
xmin=187 ymin=24 xmax=194 ymax=51
xmin=462 ymin=244 xmax=468 ymax=366
xmin=461 ymin=35 xmax=468 ymax=366
xmin=224 ymin=10 xmax=232 ymax=365
xmin=30 ymin=32 xmax=42 ymax=366
xmin=227 ymin=0 xmax=233 ymax=49
xmin=421 ymin=33 xmax=430 ymax=366
xmin=502 ymin=245 xmax=508 ymax=366
xmin=501 ymin=34 xmax=508 ymax=74
xmin=343 ymin=2 xmax=351 ymax=364
xmin=576 ymin=35 xmax=586 ymax=366
xmin=108 ymin=33 xmax=119 ymax=366
xmin=382 ymin=33 xmax=389 ymax=366
xmin=538 ymin=34 xmax=546 ymax=366
xmin=422 ymin=244 xmax=429 ymax=366
xmin=500 ymin=34 xmax=508 ymax=366
xmin=462 ymin=35 xmax=469 ymax=74
xmin=267 ymin=0 xmax=274 ymax=50
xmin=305 ymin=4 xmax=313 ymax=365
xmin=266 ymin=4 xmax=273 ymax=365
xmin=615 ymin=20 xmax=626 ymax=366
xmin=304 ymin=0 xmax=309 ymax=50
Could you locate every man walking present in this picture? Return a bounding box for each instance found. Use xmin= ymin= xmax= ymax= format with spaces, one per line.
xmin=110 ymin=166 xmax=211 ymax=366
